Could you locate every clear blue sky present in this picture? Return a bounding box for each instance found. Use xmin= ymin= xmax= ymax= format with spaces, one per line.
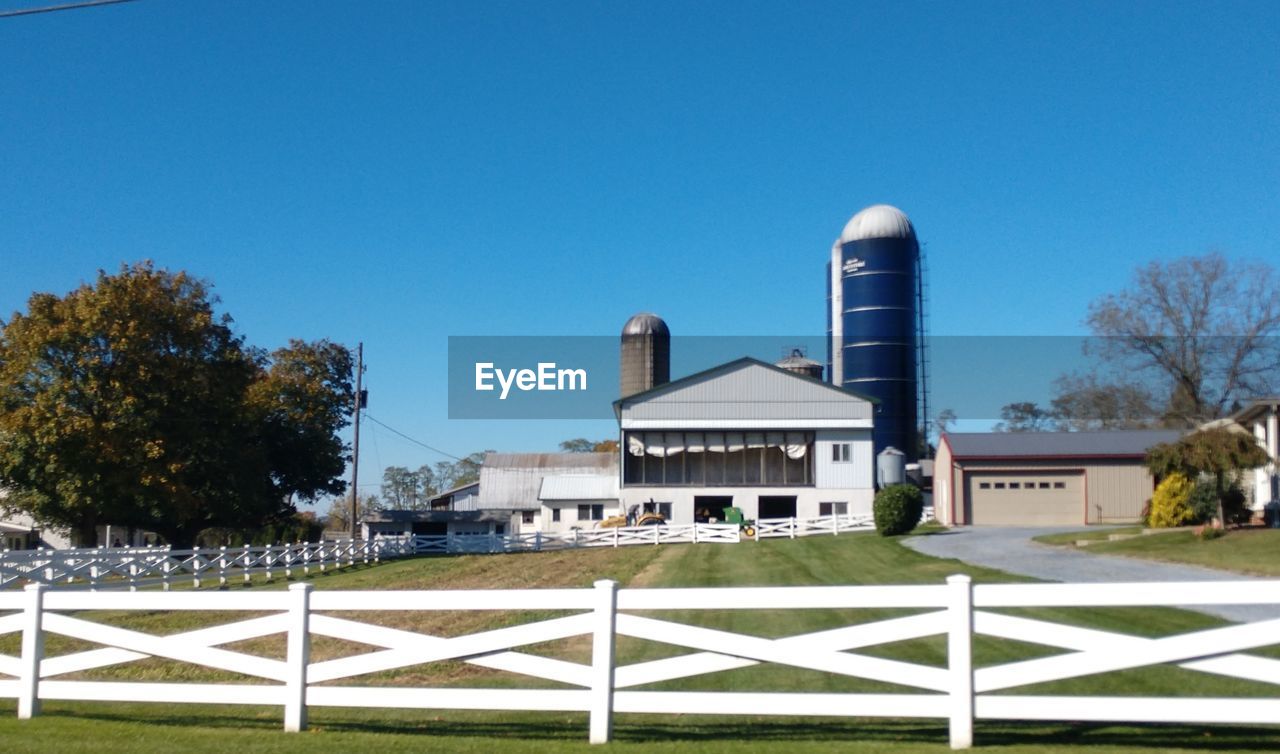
xmin=2 ymin=1 xmax=1277 ymax=500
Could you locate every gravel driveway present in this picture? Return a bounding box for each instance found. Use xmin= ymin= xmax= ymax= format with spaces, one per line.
xmin=903 ymin=526 xmax=1280 ymax=623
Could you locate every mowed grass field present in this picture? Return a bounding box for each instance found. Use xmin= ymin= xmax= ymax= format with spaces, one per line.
xmin=1 ymin=534 xmax=1278 ymax=753
xmin=1036 ymin=527 xmax=1280 ymax=577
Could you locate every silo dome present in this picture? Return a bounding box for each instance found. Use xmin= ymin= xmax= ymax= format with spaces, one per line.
xmin=621 ymin=312 xmax=670 ymax=337
xmin=839 ymin=204 xmax=915 ymax=244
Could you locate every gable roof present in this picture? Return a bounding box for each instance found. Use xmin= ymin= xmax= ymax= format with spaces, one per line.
xmin=478 ymin=453 xmax=618 ymax=510
xmin=615 ymin=357 xmax=876 ymax=428
xmin=615 ymin=357 xmax=876 ymax=411
xmin=943 ymin=430 xmax=1183 ymax=459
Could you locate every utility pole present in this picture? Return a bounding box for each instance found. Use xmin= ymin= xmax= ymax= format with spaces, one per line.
xmin=349 ymin=342 xmax=364 ymax=540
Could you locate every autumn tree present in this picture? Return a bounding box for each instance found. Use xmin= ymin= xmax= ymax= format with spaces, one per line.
xmin=560 ymin=438 xmax=620 ymax=453
xmin=0 ymin=263 xmax=353 ymax=546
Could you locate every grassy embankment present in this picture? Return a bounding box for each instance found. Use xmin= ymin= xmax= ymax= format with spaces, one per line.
xmin=0 ymin=534 xmax=1277 ymax=753
xmin=1036 ymin=527 xmax=1280 ymax=577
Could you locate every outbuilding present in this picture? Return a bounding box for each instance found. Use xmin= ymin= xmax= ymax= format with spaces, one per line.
xmin=934 ymin=430 xmax=1181 ymax=526
xmin=615 ymin=357 xmax=877 ymax=523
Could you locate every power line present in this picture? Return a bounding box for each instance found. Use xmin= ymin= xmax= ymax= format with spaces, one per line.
xmin=361 ymin=413 xmax=464 ymax=462
xmin=0 ymin=0 xmax=137 ymax=18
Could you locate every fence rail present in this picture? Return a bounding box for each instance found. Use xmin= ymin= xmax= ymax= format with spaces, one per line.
xmin=0 ymin=576 xmax=1277 ymax=748
xmin=1 ymin=509 xmax=935 ymax=591
xmin=0 ymin=539 xmax=407 ymax=592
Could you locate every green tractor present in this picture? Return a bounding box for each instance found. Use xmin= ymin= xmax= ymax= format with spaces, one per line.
xmin=721 ymin=506 xmax=756 ymax=539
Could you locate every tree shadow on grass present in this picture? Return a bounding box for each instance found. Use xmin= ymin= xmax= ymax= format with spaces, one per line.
xmin=41 ymin=706 xmax=1280 ymax=751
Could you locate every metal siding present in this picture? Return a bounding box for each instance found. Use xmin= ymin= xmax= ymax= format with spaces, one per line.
xmin=955 ymin=459 xmax=1156 ymax=525
xmin=835 ymin=235 xmax=919 ymax=462
xmin=1083 ymin=461 xmax=1158 ymax=523
xmin=622 ymin=362 xmax=872 ymax=425
xmin=814 ymin=430 xmax=874 ymax=489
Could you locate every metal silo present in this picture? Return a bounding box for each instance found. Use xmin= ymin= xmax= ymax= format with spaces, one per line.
xmin=620 ymin=312 xmax=670 ymax=398
xmin=775 ymin=347 xmax=823 ymax=380
xmin=827 ymin=205 xmax=922 ymax=461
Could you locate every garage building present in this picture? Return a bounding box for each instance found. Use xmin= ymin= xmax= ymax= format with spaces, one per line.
xmin=934 ymin=430 xmax=1180 ymax=526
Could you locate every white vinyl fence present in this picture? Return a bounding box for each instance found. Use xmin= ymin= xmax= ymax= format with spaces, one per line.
xmin=1 ymin=509 xmax=935 ymax=591
xmin=0 ymin=539 xmax=409 ymax=591
xmin=1 ymin=576 xmax=1277 ymax=748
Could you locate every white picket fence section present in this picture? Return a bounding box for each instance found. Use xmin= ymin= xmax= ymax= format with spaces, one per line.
xmin=0 ymin=576 xmax=1277 ymax=747
xmin=0 ymin=539 xmax=409 ymax=591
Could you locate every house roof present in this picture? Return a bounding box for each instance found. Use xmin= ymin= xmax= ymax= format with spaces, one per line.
xmin=478 ymin=453 xmax=618 ymax=510
xmin=943 ymin=430 xmax=1183 ymax=459
xmin=1234 ymin=397 xmax=1280 ymax=426
xmin=426 ymin=481 xmax=480 ymax=506
xmin=539 ymin=474 xmax=619 ymax=501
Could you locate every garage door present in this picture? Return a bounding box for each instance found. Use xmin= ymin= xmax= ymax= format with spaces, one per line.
xmin=966 ymin=472 xmax=1083 ymax=526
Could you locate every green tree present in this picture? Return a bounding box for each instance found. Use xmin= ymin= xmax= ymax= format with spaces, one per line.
xmin=381 ymin=465 xmax=422 ymax=509
xmin=1146 ymin=428 xmax=1269 ymax=528
xmin=0 ymin=263 xmax=353 ymax=546
xmin=993 ymin=402 xmax=1053 ymax=432
xmin=249 ymin=339 xmax=354 ymax=505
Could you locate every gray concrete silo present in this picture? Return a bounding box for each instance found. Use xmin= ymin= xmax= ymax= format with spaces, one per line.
xmin=620 ymin=312 xmax=670 ymax=398
xmin=827 ymin=205 xmax=923 ymax=461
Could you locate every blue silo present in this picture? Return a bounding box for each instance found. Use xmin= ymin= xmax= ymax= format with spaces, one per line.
xmin=826 ymin=204 xmax=922 ymax=462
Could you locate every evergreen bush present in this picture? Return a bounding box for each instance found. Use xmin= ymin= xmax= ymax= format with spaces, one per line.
xmin=873 ymin=484 xmax=924 ymax=536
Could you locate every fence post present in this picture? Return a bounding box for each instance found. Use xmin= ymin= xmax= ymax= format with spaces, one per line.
xmin=18 ymin=583 xmax=45 ymax=719
xmin=613 ymin=527 xmax=620 ymax=548
xmin=589 ymin=579 xmax=618 ymax=744
xmin=789 ymin=518 xmax=796 ymax=539
xmin=946 ymin=574 xmax=975 ymax=750
xmin=284 ymin=582 xmax=312 ymax=732
xmin=219 ymin=546 xmax=228 ymax=587
xmin=535 ymin=531 xmax=542 ymax=552
xmin=243 ymin=544 xmax=252 ymax=584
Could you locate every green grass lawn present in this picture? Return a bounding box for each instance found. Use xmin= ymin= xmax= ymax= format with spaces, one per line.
xmin=1044 ymin=527 xmax=1280 ymax=577
xmin=0 ymin=534 xmax=1277 ymax=752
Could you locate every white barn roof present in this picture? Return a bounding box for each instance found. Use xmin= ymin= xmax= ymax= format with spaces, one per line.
xmin=478 ymin=453 xmax=617 ymax=510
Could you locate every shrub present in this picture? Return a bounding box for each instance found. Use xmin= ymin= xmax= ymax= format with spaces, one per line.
xmin=1149 ymin=473 xmax=1195 ymax=528
xmin=1187 ymin=479 xmax=1219 ymax=524
xmin=873 ymin=484 xmax=924 ymax=536
xmin=1196 ymin=524 xmax=1226 ymax=541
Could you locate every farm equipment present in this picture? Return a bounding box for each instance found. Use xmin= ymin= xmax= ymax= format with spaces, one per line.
xmin=722 ymin=506 xmax=756 ymax=538
xmin=598 ymin=511 xmax=666 ymax=528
